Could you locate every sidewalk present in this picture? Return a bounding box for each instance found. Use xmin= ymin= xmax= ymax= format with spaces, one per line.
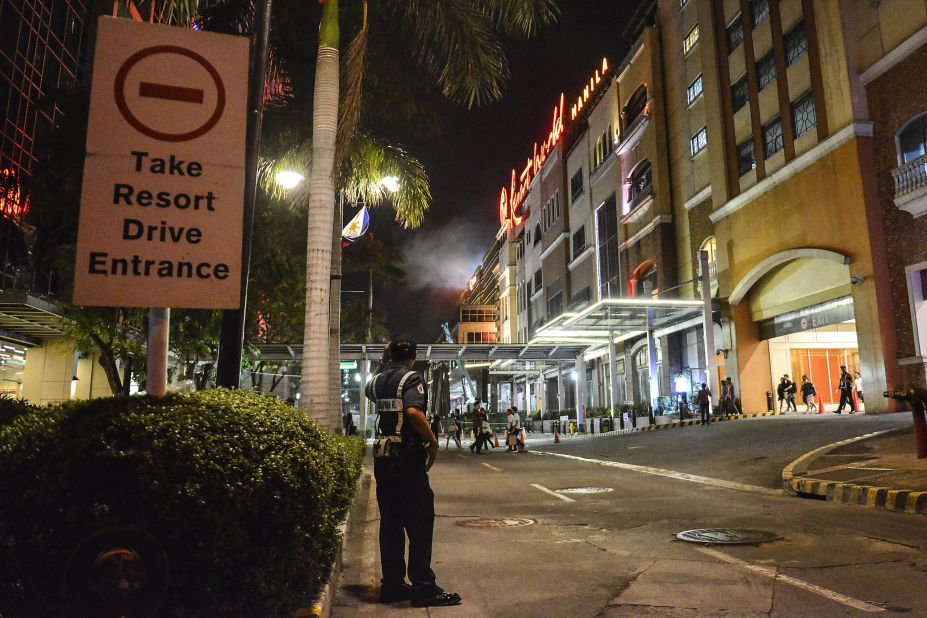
xmin=783 ymin=424 xmax=927 ymax=514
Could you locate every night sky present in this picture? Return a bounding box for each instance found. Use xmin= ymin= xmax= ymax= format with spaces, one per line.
xmin=352 ymin=0 xmax=644 ymax=343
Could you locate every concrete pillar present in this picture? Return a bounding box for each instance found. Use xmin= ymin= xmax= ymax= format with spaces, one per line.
xmin=359 ymin=360 xmax=368 ymax=434
xmin=646 ymin=307 xmax=659 ymax=410
xmin=608 ymin=336 xmax=620 ymax=412
xmin=700 ymin=250 xmax=719 ymax=398
xmin=731 ymin=300 xmax=771 ymax=413
xmin=575 ymin=356 xmax=587 ymax=428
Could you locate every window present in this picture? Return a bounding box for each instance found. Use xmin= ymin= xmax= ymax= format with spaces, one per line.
xmin=593 ymin=125 xmax=614 ymax=170
xmin=533 ymin=223 xmax=541 ymax=245
xmin=791 ymin=91 xmax=817 ymax=138
xmin=750 ymin=0 xmax=769 ymax=27
xmin=690 ymin=126 xmax=708 ymax=157
xmin=546 ymin=277 xmax=563 ymax=318
xmin=624 ymin=86 xmax=648 ymax=128
xmin=727 ymin=15 xmax=744 ymax=53
xmin=683 ymin=24 xmax=700 ymax=55
xmin=785 ymin=21 xmax=808 ymax=66
xmin=572 ymin=226 xmax=586 ymax=259
xmin=899 ymin=113 xmax=927 ymax=164
xmin=466 ymin=331 xmax=497 ymax=344
xmin=763 ymin=116 xmax=783 ymax=157
xmin=737 ymin=139 xmax=756 ymax=176
xmin=533 ymin=269 xmax=542 ymax=292
xmin=542 ymin=191 xmax=561 ymax=231
xmin=686 ymin=74 xmax=703 ymax=105
xmin=461 ymin=308 xmax=496 ymax=322
xmin=570 ymin=168 xmax=584 ymax=203
xmin=595 ymin=195 xmax=620 ymax=299
xmin=627 ymin=160 xmax=653 ymax=206
xmin=756 ymin=52 xmax=777 ymax=90
xmin=731 ymin=76 xmax=749 ymax=112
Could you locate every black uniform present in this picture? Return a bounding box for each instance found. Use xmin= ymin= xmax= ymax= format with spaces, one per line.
xmin=836 ymin=370 xmax=856 ymax=413
xmin=366 ymin=362 xmax=437 ymax=594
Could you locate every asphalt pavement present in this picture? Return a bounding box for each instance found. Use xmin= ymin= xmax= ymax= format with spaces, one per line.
xmin=332 ymin=414 xmax=926 ymax=617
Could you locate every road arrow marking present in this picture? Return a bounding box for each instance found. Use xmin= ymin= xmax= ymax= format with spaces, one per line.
xmin=695 ymin=547 xmax=885 ymax=613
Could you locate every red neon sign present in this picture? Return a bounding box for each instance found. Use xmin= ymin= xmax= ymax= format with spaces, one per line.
xmin=498 ymin=58 xmax=610 ymax=230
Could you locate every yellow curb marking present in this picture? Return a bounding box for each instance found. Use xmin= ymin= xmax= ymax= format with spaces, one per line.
xmin=695 ymin=547 xmax=885 ymax=612
xmin=530 ymin=483 xmax=576 ymax=503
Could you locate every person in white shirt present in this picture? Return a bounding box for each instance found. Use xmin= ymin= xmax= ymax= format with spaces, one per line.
xmin=506 ymin=407 xmax=521 ymax=452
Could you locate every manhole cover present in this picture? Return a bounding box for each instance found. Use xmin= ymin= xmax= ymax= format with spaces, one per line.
xmin=676 ymin=528 xmax=781 ymax=545
xmin=557 ymin=487 xmax=614 ymax=495
xmin=456 ymin=517 xmax=535 ymax=529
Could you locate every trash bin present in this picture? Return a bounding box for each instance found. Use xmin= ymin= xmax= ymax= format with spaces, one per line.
xmin=766 ymin=391 xmax=773 ymax=413
xmin=601 ymin=418 xmax=611 ymax=432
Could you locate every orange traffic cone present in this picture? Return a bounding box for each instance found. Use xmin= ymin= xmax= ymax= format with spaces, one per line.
xmin=493 ymin=432 xmax=500 ymax=448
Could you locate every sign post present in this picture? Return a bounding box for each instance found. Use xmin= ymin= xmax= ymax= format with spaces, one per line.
xmin=74 ymin=17 xmax=248 ymax=393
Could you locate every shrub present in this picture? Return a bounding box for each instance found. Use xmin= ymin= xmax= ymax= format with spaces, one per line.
xmin=0 ymin=396 xmax=36 ymax=428
xmin=0 ymin=390 xmax=365 ymax=617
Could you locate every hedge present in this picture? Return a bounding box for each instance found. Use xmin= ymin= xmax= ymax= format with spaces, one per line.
xmin=0 ymin=390 xmax=365 ymax=617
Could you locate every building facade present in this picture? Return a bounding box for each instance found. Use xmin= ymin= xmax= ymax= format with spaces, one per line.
xmin=454 ymin=0 xmax=927 ymax=418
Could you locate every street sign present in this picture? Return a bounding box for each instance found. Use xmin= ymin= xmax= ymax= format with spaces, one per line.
xmin=73 ymin=17 xmax=249 ymax=309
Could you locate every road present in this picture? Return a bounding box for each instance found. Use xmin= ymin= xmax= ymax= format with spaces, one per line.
xmin=333 ymin=413 xmax=926 ymax=617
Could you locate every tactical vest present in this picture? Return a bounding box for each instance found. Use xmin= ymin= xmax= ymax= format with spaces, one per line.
xmin=372 ymin=368 xmax=419 ymax=461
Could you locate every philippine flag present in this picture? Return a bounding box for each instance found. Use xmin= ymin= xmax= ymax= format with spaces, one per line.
xmin=341 ymin=206 xmax=370 ymax=243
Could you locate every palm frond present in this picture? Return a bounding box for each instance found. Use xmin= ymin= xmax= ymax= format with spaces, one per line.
xmin=339 ymin=133 xmax=431 ymax=229
xmin=336 ymin=2 xmax=368 ymax=168
xmin=381 ymin=0 xmax=508 ymax=108
xmin=476 ymin=0 xmax=559 ymax=38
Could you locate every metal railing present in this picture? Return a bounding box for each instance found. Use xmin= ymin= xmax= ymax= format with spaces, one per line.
xmin=892 ymin=154 xmax=927 ymax=200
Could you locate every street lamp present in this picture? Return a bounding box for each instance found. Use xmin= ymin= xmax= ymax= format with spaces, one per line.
xmin=275 ymin=170 xmax=304 ymax=190
xmin=380 ymin=175 xmax=400 ymax=193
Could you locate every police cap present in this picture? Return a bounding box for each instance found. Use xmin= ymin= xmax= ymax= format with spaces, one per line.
xmin=389 ymin=335 xmax=417 ymax=362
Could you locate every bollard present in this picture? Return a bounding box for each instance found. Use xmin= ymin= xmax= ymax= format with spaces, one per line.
xmin=883 ymin=387 xmax=927 ymax=459
xmin=766 ymin=391 xmax=773 ymax=413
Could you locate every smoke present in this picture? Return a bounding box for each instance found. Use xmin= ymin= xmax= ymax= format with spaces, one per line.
xmin=403 ymin=217 xmax=497 ymax=291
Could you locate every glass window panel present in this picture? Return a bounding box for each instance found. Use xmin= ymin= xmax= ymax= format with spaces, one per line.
xmin=791 ymin=91 xmax=817 ymax=138
xmin=731 ymin=76 xmax=749 ymax=112
xmin=750 ymin=0 xmax=769 ymax=27
xmin=785 ymin=21 xmax=808 ymax=66
xmin=763 ymin=116 xmax=783 ymax=157
xmin=757 ymin=53 xmax=777 ymax=90
xmin=727 ymin=15 xmax=744 ymax=53
xmin=737 ymin=139 xmax=756 ymax=176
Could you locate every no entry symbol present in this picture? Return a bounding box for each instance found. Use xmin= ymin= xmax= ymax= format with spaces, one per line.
xmin=113 ymin=45 xmax=226 ymax=142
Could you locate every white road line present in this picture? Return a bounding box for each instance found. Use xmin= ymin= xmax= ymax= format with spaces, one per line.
xmin=695 ymin=547 xmax=885 ymax=613
xmin=456 ymin=454 xmax=468 ymax=460
xmin=481 ymin=462 xmax=502 ymax=471
xmin=534 ymin=451 xmax=780 ymax=496
xmin=530 ymin=483 xmax=576 ymax=502
xmin=627 ymin=445 xmax=644 ymax=450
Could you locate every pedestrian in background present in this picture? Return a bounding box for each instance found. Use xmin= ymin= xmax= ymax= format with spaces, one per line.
xmin=720 ymin=379 xmax=734 ymax=417
xmin=469 ymin=401 xmax=485 ymax=454
xmin=725 ymin=377 xmax=738 ymax=415
xmin=445 ymin=413 xmax=460 ymax=450
xmin=783 ymin=375 xmax=798 ymax=412
xmin=697 ymin=383 xmax=712 ymax=426
xmin=801 ymin=375 xmax=818 ymax=412
xmin=453 ymin=409 xmax=463 ymax=446
xmin=429 ymin=414 xmax=443 ymax=442
xmin=855 ymin=371 xmax=864 ymax=405
xmin=777 ymin=377 xmax=787 ymax=412
xmin=506 ymin=407 xmax=521 ymax=451
xmin=836 ymin=365 xmax=856 ymax=414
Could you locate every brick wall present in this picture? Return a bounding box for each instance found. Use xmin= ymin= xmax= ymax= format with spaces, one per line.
xmin=866 ymin=42 xmax=927 ymax=379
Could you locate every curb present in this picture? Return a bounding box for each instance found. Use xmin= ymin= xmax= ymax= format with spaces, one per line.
xmin=558 ymin=411 xmax=784 ymax=440
xmin=782 ymin=428 xmax=926 ymax=516
xmin=294 ymin=469 xmax=372 ymax=618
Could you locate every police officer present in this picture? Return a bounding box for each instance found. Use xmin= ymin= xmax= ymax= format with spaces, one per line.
xmin=366 ymin=336 xmax=462 ymax=607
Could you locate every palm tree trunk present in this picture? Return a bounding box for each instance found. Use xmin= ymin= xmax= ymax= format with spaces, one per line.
xmin=300 ymin=0 xmax=340 ymax=431
xmin=329 ymin=193 xmax=343 ymax=431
